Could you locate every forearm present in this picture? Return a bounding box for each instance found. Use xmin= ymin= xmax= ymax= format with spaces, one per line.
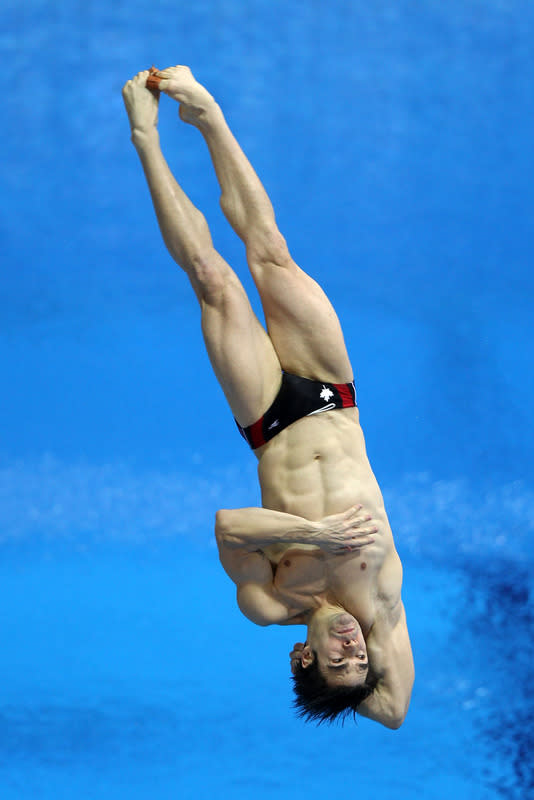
xmin=215 ymin=506 xmax=319 ymax=549
xmin=132 ymin=129 xmax=213 ymax=266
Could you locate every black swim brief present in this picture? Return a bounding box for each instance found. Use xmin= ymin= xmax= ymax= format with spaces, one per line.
xmin=235 ymin=372 xmax=357 ymax=450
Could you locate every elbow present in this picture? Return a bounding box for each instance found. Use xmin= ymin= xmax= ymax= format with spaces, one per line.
xmin=385 ymin=713 xmax=405 ymax=730
xmin=215 ymin=509 xmax=230 ymax=542
xmin=386 ymin=701 xmax=411 ymax=730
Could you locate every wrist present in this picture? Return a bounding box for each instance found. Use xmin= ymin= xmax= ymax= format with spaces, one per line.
xmin=289 ymin=518 xmax=320 ymax=544
xmin=305 ymin=519 xmax=321 ymax=542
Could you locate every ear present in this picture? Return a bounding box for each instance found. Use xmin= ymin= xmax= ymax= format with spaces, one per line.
xmin=290 ymin=642 xmax=303 ymax=674
xmin=300 ymin=644 xmax=314 ymax=670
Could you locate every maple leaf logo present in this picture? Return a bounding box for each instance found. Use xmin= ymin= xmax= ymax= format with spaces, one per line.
xmin=320 ymin=386 xmax=334 ymax=402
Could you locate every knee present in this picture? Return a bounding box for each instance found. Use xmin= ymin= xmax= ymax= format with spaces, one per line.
xmin=188 ymin=250 xmax=229 ymax=305
xmin=246 ymin=226 xmax=293 ymax=269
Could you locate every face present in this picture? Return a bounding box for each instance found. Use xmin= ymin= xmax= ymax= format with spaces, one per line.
xmin=297 ymin=610 xmax=369 ymax=688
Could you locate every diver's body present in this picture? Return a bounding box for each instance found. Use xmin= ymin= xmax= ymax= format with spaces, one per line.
xmin=122 ymin=65 xmax=414 ymax=728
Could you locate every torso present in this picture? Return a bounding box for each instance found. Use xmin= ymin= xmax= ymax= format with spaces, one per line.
xmin=256 ymin=407 xmax=403 ymax=626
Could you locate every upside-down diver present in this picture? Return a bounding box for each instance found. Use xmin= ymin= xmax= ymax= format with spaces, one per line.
xmin=122 ymin=65 xmax=414 ymax=727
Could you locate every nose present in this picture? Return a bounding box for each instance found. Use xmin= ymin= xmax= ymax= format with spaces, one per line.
xmin=341 ymin=638 xmax=365 ymax=658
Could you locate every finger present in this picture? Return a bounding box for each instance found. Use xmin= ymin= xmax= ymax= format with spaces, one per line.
xmin=351 ymin=535 xmax=373 ymax=544
xmin=342 ymin=536 xmax=374 ymax=551
xmin=348 ymin=524 xmax=377 ymax=537
xmin=348 ymin=533 xmax=375 ymax=544
xmin=348 ymin=506 xmax=368 ymax=522
xmin=338 ymin=545 xmax=359 ymax=554
xmin=352 ymin=526 xmax=378 ymax=537
xmin=340 ymin=504 xmax=361 ymax=520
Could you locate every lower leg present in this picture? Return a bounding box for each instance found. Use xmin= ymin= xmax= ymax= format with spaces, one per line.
xmin=123 ymin=71 xmax=281 ymax=423
xmin=135 ymin=133 xmax=282 ymax=422
xmin=123 ymin=71 xmax=220 ymax=300
xmin=200 ymin=106 xmax=280 ymax=248
xmin=157 ymin=67 xmax=286 ymax=257
xmin=134 ymin=129 xmax=219 ymax=299
xmin=150 ymin=69 xmax=352 ymax=382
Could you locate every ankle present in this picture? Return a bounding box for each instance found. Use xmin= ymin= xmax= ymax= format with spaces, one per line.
xmin=194 ymin=101 xmax=225 ymax=134
xmin=131 ymin=127 xmax=160 ymax=152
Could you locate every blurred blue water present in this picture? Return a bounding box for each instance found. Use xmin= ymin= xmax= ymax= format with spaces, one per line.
xmin=1 ymin=1 xmax=533 ymax=798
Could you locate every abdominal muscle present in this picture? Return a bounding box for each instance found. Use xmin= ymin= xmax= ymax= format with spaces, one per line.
xmin=255 ymin=408 xmax=400 ymax=621
xmin=257 ymin=407 xmax=386 ymax=523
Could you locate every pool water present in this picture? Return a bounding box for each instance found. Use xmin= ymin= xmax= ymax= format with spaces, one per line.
xmin=2 ymin=1 xmax=533 ymax=798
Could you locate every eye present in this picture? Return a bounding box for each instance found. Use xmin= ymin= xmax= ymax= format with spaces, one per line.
xmin=332 ymin=658 xmax=343 ymax=664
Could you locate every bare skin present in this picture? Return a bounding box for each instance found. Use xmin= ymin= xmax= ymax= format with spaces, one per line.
xmin=122 ymin=66 xmax=414 ymax=729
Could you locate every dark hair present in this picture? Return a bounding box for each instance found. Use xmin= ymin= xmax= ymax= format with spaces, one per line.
xmin=292 ymin=651 xmax=376 ymax=725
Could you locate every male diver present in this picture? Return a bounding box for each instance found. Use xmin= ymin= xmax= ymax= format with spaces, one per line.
xmin=122 ymin=66 xmax=414 ymax=728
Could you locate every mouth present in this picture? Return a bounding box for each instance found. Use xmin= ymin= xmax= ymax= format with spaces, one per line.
xmin=331 ymin=612 xmax=358 ymax=635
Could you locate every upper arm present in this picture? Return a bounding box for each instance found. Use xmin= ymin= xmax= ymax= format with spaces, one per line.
xmin=236 ymin=582 xmax=296 ymax=626
xmin=216 ymin=524 xmax=294 ymax=626
xmin=358 ymin=603 xmax=415 ymax=729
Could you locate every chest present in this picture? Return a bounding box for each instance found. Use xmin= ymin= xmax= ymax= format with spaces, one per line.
xmin=270 ymin=546 xmax=376 ymax=623
xmin=271 ymin=547 xmax=328 ymax=606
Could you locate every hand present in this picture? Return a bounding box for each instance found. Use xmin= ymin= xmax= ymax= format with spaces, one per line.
xmin=155 ymin=65 xmax=215 ymax=125
xmin=311 ymin=505 xmax=377 ymax=555
xmin=122 ymin=70 xmax=160 ymax=137
xmin=290 ymin=642 xmax=305 ymax=675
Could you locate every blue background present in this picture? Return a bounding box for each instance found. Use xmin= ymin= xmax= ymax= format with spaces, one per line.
xmin=1 ymin=1 xmax=533 ymax=798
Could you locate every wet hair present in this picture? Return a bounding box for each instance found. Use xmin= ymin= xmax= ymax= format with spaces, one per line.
xmin=292 ymin=651 xmax=376 ymax=725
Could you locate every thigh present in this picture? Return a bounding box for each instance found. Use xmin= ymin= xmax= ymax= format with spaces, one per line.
xmin=248 ymin=251 xmax=354 ymax=383
xmin=200 ymin=253 xmax=282 ymax=427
